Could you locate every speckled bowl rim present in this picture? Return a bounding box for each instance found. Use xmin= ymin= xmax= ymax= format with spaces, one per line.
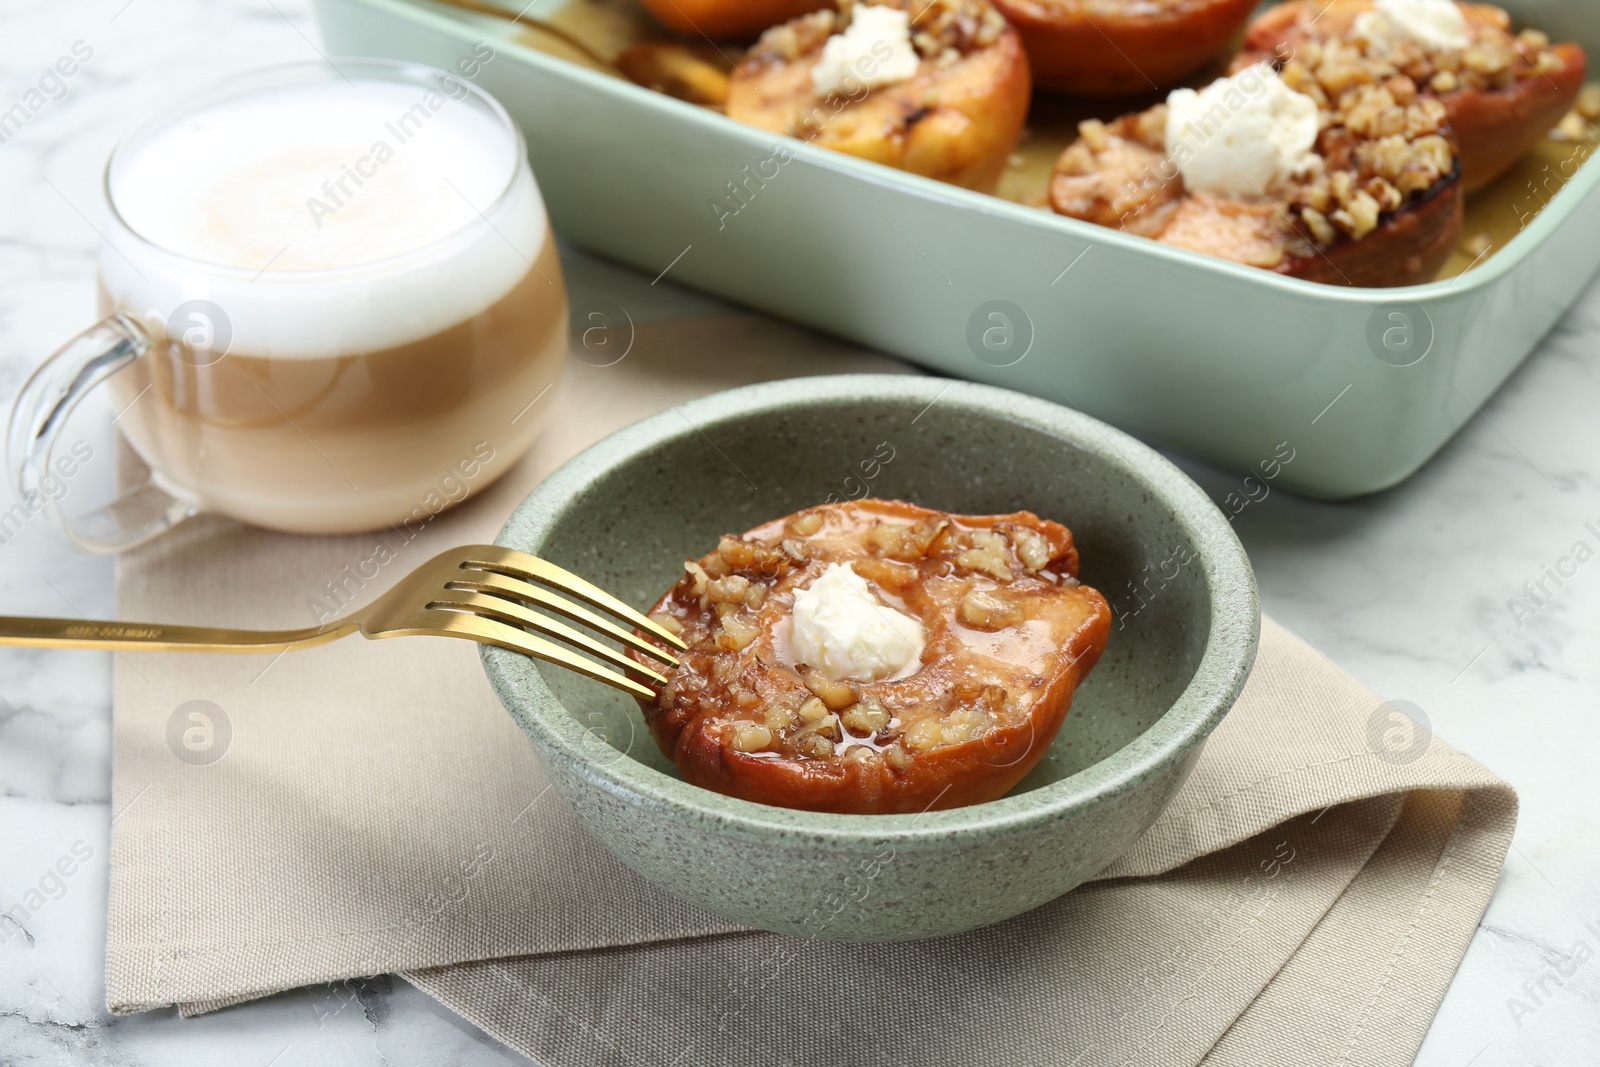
xmin=483 ymin=375 xmax=1260 ymax=846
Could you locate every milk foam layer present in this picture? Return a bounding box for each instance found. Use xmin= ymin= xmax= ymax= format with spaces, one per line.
xmin=103 ymin=77 xmax=546 ymax=359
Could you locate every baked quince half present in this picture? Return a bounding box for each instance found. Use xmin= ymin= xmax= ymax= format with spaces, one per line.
xmin=633 ymin=499 xmax=1111 ymax=815
xmin=1050 ymin=62 xmax=1464 ymax=287
xmin=1237 ymin=0 xmax=1586 ymax=191
xmin=993 ymin=0 xmax=1261 ymax=97
xmin=726 ymin=0 xmax=1031 ymax=192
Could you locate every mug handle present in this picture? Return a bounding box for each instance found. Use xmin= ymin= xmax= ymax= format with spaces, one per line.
xmin=6 ymin=312 xmax=199 ymax=553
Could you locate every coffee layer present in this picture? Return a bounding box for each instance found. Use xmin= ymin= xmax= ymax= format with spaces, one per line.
xmin=104 ymin=238 xmax=567 ymax=534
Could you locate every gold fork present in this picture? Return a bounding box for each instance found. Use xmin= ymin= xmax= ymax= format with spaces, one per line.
xmin=0 ymin=544 xmax=685 ymax=699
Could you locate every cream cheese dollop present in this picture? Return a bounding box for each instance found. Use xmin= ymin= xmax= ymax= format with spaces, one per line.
xmin=789 ymin=563 xmax=925 ymax=683
xmin=1364 ymin=0 xmax=1473 ymax=51
xmin=811 ymin=4 xmax=921 ymax=97
xmin=1164 ymin=64 xmax=1321 ymax=198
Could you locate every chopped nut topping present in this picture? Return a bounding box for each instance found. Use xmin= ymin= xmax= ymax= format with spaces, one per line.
xmin=840 ymin=698 xmax=892 ymax=735
xmin=958 ymin=588 xmax=1025 ymax=631
xmin=1011 ymin=526 xmax=1053 ymax=571
xmin=798 ymin=696 xmax=831 ymax=723
xmin=798 ymin=733 xmax=835 ymax=759
xmin=684 ymin=559 xmax=711 ymax=600
xmin=798 ymin=663 xmax=856 ymax=710
xmin=941 ymin=703 xmax=995 ymax=744
xmin=707 ymin=574 xmax=751 ymax=604
xmin=1301 ymin=206 xmax=1337 ymax=244
xmin=1078 ymin=119 xmax=1111 ymax=153
xmin=718 ymin=614 xmax=759 ymax=651
xmin=851 ymin=557 xmax=921 ymax=591
xmin=796 ymin=711 xmax=842 ymax=742
xmin=1276 ymin=49 xmax=1455 ymax=244
xmin=648 ymin=612 xmax=683 ymax=636
xmin=866 ymin=518 xmax=949 ymax=561
xmin=790 ymin=511 xmax=824 ymax=536
xmin=764 ymin=700 xmax=799 ymax=731
xmin=955 ymin=529 xmax=1014 ymax=581
xmin=903 ymin=716 xmax=944 ymax=752
xmin=728 ymin=721 xmax=773 ymax=752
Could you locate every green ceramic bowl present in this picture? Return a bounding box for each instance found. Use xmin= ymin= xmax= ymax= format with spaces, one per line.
xmin=482 ymin=375 xmax=1259 ymax=940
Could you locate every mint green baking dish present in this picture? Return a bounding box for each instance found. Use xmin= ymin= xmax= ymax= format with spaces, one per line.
xmin=313 ymin=0 xmax=1600 ymax=498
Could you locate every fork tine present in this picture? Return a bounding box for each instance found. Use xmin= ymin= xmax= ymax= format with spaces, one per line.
xmin=412 ymin=611 xmax=657 ymax=701
xmin=428 ymin=590 xmax=672 ymax=687
xmin=455 ymin=545 xmax=689 ymax=651
xmin=447 ymin=571 xmax=679 ymax=666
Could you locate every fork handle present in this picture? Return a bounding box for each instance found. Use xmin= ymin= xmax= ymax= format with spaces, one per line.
xmin=0 ymin=615 xmax=356 ymax=652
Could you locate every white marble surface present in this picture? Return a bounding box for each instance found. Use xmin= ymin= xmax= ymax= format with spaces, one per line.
xmin=0 ymin=1 xmax=1596 ymax=1063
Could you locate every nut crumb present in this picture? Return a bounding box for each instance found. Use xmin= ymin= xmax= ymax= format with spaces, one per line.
xmin=728 ymin=721 xmax=773 ymax=752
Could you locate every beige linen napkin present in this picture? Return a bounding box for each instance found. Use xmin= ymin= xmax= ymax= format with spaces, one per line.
xmin=107 ymin=314 xmax=1515 ymax=1066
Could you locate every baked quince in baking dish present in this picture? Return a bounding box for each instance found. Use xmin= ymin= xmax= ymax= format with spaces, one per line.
xmin=726 ymin=0 xmax=1031 ymax=192
xmin=993 ymin=0 xmax=1261 ymax=96
xmin=1237 ymin=0 xmax=1587 ymax=192
xmin=1050 ymin=61 xmax=1463 ymax=286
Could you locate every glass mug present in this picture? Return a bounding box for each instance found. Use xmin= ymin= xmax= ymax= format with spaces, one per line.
xmin=7 ymin=59 xmax=567 ymax=551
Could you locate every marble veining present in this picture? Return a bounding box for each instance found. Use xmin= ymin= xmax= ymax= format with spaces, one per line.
xmin=0 ymin=0 xmax=1596 ymax=1063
